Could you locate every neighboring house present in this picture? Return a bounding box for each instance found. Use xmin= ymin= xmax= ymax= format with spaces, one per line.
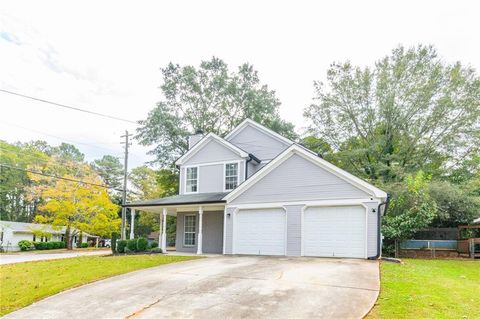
xmin=125 ymin=119 xmax=388 ymax=259
xmin=0 ymin=221 xmax=95 ymax=251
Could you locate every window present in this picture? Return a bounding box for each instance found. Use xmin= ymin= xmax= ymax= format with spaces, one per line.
xmin=185 ymin=167 xmax=198 ymax=193
xmin=225 ymin=162 xmax=239 ymax=190
xmin=184 ymin=215 xmax=196 ymax=246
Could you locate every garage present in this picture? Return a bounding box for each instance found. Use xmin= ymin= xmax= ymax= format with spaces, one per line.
xmin=234 ymin=208 xmax=286 ymax=255
xmin=303 ymin=206 xmax=366 ymax=258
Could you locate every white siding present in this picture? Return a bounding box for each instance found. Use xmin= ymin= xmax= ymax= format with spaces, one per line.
xmin=285 ymin=205 xmax=303 ymax=256
xmin=231 ymin=154 xmax=370 ymax=204
xmin=186 ymin=139 xmax=243 ymax=164
xmin=228 ymin=124 xmax=291 ymax=161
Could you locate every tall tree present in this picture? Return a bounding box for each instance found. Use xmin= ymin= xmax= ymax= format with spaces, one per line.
xmin=91 ymin=155 xmax=123 ymax=189
xmin=304 ymin=45 xmax=480 ymax=183
xmin=128 ymin=166 xmax=178 ymax=238
xmin=136 ymin=57 xmax=297 ymax=166
xmin=28 ymin=161 xmax=120 ymax=249
xmin=0 ymin=140 xmax=49 ymax=222
xmin=51 ymin=143 xmax=85 ymax=162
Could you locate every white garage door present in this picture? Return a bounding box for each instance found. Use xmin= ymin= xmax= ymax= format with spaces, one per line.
xmin=234 ymin=208 xmax=286 ymax=256
xmin=304 ymin=206 xmax=366 ymax=258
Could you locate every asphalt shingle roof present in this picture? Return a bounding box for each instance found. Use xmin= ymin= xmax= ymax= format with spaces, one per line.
xmin=124 ymin=192 xmax=228 ymax=207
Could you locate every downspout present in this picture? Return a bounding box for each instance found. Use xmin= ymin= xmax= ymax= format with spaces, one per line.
xmin=368 ymin=194 xmax=390 ymax=260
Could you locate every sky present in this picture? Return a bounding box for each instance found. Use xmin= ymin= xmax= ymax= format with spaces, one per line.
xmin=1 ymin=0 xmax=479 ymax=170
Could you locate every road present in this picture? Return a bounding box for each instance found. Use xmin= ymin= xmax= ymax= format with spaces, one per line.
xmin=0 ymin=249 xmax=110 ymax=265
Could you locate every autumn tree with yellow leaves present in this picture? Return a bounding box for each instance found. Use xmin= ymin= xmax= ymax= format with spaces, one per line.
xmin=28 ymin=159 xmax=120 ymax=249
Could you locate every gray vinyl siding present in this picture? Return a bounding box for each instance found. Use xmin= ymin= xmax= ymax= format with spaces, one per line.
xmin=180 ymin=162 xmax=245 ymax=194
xmin=224 ymin=207 xmax=236 ymax=254
xmin=186 ymin=139 xmax=244 ymax=164
xmin=247 ymin=162 xmax=266 ymax=178
xmin=285 ymin=205 xmax=303 ymax=256
xmin=227 ymin=124 xmax=291 ymax=161
xmin=231 ymin=154 xmax=371 ymax=204
xmin=363 ymin=201 xmax=379 ymax=257
xmin=176 ymin=211 xmax=224 ymax=253
xmin=199 ymin=164 xmax=224 ymax=193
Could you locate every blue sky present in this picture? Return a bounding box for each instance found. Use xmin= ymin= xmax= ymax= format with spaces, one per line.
xmin=1 ymin=0 xmax=479 ymax=169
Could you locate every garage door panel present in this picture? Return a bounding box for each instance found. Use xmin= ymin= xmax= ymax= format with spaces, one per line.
xmin=235 ymin=209 xmax=285 ymax=256
xmin=304 ymin=206 xmax=365 ymax=258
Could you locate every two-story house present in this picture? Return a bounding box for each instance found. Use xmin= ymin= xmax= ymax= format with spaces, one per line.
xmin=124 ymin=119 xmax=388 ymax=259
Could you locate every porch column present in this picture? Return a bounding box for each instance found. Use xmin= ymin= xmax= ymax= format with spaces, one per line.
xmin=197 ymin=206 xmax=203 ymax=254
xmin=129 ymin=209 xmax=136 ymax=239
xmin=161 ymin=208 xmax=167 ymax=252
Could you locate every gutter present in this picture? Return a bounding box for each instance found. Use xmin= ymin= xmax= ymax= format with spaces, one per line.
xmin=368 ymin=194 xmax=390 ymax=260
xmin=122 ymin=199 xmax=226 ymax=208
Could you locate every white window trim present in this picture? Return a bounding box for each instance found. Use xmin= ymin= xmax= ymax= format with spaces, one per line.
xmin=183 ymin=214 xmax=196 ymax=247
xmin=223 ymin=161 xmax=241 ymax=192
xmin=184 ymin=165 xmax=199 ymax=194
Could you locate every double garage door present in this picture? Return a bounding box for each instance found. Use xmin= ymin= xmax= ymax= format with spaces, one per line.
xmin=233 ymin=206 xmax=366 ymax=258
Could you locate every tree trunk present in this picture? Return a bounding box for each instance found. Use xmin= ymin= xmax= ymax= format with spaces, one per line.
xmin=394 ymin=239 xmax=399 ymax=258
xmin=65 ymin=225 xmax=72 ymax=250
xmin=78 ymin=231 xmax=83 ymax=248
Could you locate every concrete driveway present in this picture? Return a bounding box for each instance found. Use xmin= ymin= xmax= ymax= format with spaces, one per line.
xmin=5 ymin=256 xmax=379 ymax=319
xmin=0 ymin=249 xmax=110 ymax=265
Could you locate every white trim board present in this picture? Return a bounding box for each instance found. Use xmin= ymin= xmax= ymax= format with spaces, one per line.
xmin=223 ymin=144 xmax=387 ymax=202
xmin=176 ymin=133 xmax=249 ymax=165
xmin=226 ymin=198 xmax=378 ymax=210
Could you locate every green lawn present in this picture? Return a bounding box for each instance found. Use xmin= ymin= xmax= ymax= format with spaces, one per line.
xmin=368 ymin=259 xmax=480 ymax=319
xmin=0 ymin=254 xmax=199 ymax=316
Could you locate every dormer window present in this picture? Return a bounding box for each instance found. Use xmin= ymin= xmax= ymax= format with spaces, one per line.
xmin=225 ymin=162 xmax=239 ymax=191
xmin=186 ymin=166 xmax=198 ymax=193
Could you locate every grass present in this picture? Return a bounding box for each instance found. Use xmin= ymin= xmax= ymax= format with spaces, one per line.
xmin=367 ymin=259 xmax=480 ymax=319
xmin=0 ymin=254 xmax=199 ymax=316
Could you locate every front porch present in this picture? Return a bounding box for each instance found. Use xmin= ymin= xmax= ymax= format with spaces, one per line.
xmin=123 ymin=192 xmax=227 ymax=255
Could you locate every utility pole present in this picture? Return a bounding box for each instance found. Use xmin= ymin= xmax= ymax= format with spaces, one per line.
xmin=120 ymin=130 xmax=132 ymax=240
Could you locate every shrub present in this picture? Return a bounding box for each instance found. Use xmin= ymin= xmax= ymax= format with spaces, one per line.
xmin=79 ymin=242 xmax=88 ymax=248
xmin=150 ymin=241 xmax=158 ymax=249
xmin=18 ymin=240 xmax=32 ymax=251
xmin=33 ymin=242 xmax=47 ymax=250
xmin=126 ymin=239 xmax=137 ymax=252
xmin=137 ymin=238 xmax=148 ymax=252
xmin=150 ymin=247 xmax=162 ymax=253
xmin=124 ymin=247 xmax=132 ymax=254
xmin=116 ymin=240 xmax=127 ymax=253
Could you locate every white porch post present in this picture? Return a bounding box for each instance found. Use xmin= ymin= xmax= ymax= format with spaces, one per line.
xmin=129 ymin=209 xmax=136 ymax=239
xmin=197 ymin=206 xmax=203 ymax=255
xmin=161 ymin=208 xmax=167 ymax=252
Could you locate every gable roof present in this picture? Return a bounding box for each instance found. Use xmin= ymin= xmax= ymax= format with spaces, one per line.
xmin=223 ymin=144 xmax=388 ymax=202
xmin=175 ymin=133 xmax=249 ymax=165
xmin=225 ymin=119 xmax=294 ymax=146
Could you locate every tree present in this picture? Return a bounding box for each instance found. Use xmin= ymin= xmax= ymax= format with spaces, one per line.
xmin=0 ymin=140 xmax=49 ymax=222
xmin=304 ymin=45 xmax=480 ymax=183
xmin=51 ymin=143 xmax=85 ymax=162
xmin=91 ymin=155 xmax=123 ymax=189
xmin=28 ymin=161 xmax=120 ymax=249
xmin=428 ymin=181 xmax=480 ymax=227
xmin=128 ymin=166 xmax=178 ymax=238
xmin=382 ymin=171 xmax=437 ymax=256
xmin=136 ymin=57 xmax=297 ymax=166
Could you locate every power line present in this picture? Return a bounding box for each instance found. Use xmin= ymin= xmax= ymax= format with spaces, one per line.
xmin=0 ymin=88 xmax=138 ymax=124
xmin=0 ymin=121 xmax=120 ymax=153
xmin=0 ymin=163 xmax=124 ymax=191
